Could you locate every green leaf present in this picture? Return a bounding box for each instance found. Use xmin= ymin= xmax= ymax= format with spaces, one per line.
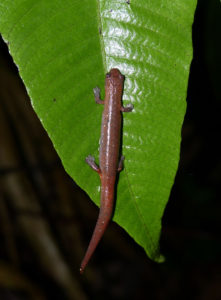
xmin=0 ymin=0 xmax=197 ymax=261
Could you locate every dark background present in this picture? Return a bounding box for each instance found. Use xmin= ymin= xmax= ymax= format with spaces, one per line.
xmin=0 ymin=0 xmax=220 ymax=299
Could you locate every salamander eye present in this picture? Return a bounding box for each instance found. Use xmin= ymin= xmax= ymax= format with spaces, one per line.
xmin=106 ymin=72 xmax=111 ymax=78
xmin=120 ymin=74 xmax=125 ymax=80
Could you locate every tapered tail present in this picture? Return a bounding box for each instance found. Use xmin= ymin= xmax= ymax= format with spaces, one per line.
xmin=80 ymin=197 xmax=113 ymax=274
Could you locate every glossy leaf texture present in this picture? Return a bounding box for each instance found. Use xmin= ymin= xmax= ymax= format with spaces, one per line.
xmin=0 ymin=0 xmax=197 ymax=261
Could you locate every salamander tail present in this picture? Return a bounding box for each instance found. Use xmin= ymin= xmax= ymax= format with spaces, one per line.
xmin=80 ymin=203 xmax=113 ymax=274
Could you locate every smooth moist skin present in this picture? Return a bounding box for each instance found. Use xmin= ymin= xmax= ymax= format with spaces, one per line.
xmin=80 ymin=69 xmax=133 ymax=274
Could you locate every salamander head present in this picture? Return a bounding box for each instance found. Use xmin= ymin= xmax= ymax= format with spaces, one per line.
xmin=106 ymin=68 xmax=125 ymax=82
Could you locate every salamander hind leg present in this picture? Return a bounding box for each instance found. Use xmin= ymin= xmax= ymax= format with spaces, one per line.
xmin=121 ymin=103 xmax=133 ymax=112
xmin=117 ymin=155 xmax=125 ymax=172
xmin=86 ymin=155 xmax=101 ymax=173
xmin=93 ymin=87 xmax=104 ymax=105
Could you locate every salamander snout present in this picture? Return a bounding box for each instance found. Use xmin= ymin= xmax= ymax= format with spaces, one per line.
xmin=106 ymin=68 xmax=125 ymax=80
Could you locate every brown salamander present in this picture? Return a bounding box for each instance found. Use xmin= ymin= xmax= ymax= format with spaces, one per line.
xmin=80 ymin=68 xmax=133 ymax=273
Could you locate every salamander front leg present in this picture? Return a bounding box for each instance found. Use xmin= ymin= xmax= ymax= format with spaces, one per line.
xmin=117 ymin=155 xmax=125 ymax=172
xmin=93 ymin=87 xmax=104 ymax=105
xmin=86 ymin=155 xmax=101 ymax=174
xmin=121 ymin=103 xmax=133 ymax=112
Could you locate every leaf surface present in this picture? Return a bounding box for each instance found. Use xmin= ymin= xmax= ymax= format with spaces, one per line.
xmin=0 ymin=0 xmax=197 ymax=261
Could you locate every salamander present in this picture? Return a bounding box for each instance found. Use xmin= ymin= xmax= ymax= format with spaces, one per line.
xmin=80 ymin=68 xmax=133 ymax=273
